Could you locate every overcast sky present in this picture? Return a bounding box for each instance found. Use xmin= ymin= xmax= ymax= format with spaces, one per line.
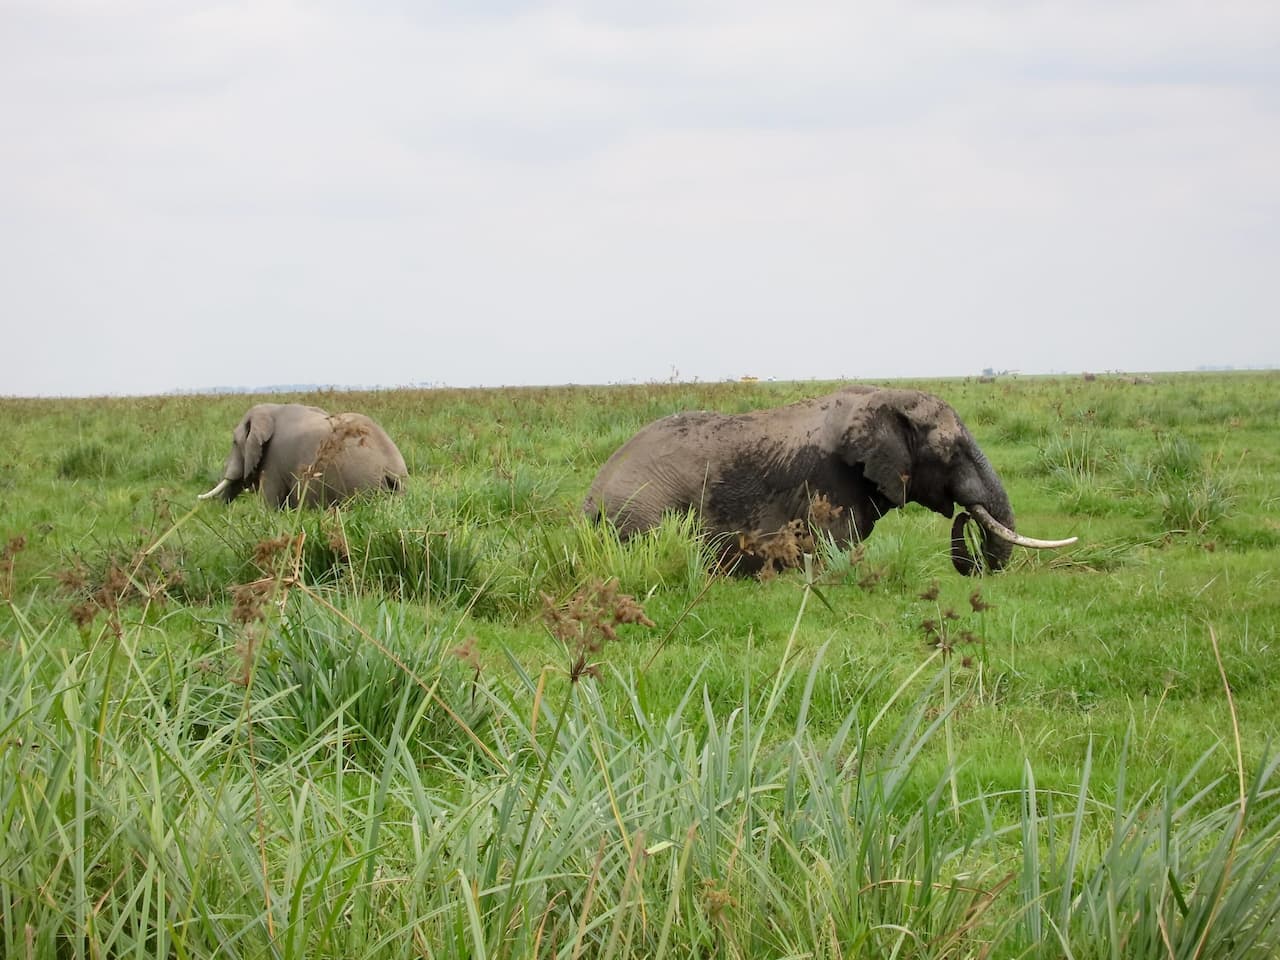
xmin=2 ymin=1 xmax=1277 ymax=397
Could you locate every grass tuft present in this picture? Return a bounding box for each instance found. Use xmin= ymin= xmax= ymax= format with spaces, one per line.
xmin=56 ymin=441 xmax=120 ymax=479
xmin=532 ymin=510 xmax=711 ymax=600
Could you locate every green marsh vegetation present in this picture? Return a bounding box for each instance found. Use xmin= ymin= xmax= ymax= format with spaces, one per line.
xmin=2 ymin=372 xmax=1279 ymax=957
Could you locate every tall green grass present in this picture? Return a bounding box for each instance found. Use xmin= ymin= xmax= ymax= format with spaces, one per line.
xmin=2 ymin=372 xmax=1279 ymax=957
xmin=4 ymin=583 xmax=1277 ymax=958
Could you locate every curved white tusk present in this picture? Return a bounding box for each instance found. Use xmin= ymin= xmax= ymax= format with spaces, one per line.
xmin=969 ymin=504 xmax=1078 ymax=549
xmin=197 ymin=478 xmax=231 ymax=501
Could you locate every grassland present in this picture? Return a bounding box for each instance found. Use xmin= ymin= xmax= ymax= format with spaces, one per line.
xmin=2 ymin=371 xmax=1279 ymax=958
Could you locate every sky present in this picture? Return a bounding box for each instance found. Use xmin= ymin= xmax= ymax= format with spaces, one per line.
xmin=2 ymin=0 xmax=1278 ymax=397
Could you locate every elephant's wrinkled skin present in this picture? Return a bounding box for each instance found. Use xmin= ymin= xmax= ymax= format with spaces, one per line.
xmin=583 ymin=385 xmax=1074 ymax=575
xmin=201 ymin=403 xmax=408 ymax=509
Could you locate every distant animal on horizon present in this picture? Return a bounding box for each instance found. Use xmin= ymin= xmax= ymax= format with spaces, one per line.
xmin=583 ymin=385 xmax=1076 ymax=576
xmin=199 ymin=403 xmax=408 ymax=508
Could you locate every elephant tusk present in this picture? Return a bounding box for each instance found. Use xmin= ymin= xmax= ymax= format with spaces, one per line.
xmin=198 ymin=478 xmax=231 ymax=501
xmin=969 ymin=504 xmax=1077 ymax=549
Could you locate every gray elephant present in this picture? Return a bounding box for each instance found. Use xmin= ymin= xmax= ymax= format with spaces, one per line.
xmin=199 ymin=403 xmax=408 ymax=508
xmin=583 ymin=385 xmax=1075 ymax=576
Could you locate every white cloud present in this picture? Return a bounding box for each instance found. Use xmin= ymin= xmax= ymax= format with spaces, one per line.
xmin=1 ymin=0 xmax=1277 ymax=395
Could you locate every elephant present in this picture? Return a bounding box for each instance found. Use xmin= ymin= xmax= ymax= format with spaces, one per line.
xmin=582 ymin=385 xmax=1076 ymax=576
xmin=199 ymin=403 xmax=408 ymax=508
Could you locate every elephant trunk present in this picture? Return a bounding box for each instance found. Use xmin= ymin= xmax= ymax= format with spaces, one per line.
xmin=948 ymin=437 xmax=1079 ymax=575
xmin=949 ymin=441 xmax=1016 ymax=576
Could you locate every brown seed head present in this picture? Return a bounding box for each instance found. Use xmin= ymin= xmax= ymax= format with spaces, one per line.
xmin=252 ymin=534 xmax=296 ymax=571
xmin=93 ymin=561 xmax=132 ymax=613
xmin=451 ymin=635 xmax=483 ymax=672
xmin=56 ymin=561 xmax=90 ymax=595
xmin=807 ymin=492 xmax=845 ymax=527
xmin=231 ymin=580 xmax=273 ymax=626
xmin=541 ymin=578 xmax=654 ymax=682
xmin=70 ymin=601 xmax=98 ymax=628
xmin=1 ymin=535 xmax=27 ymax=563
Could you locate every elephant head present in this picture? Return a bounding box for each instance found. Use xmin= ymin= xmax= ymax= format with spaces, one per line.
xmin=583 ymin=386 xmax=1075 ymax=576
xmin=199 ymin=403 xmax=408 ymax=508
xmin=198 ymin=404 xmax=288 ymax=503
xmin=835 ymin=390 xmax=1074 ymax=573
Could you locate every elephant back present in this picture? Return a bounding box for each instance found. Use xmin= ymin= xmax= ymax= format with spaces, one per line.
xmin=294 ymin=412 xmax=408 ymax=506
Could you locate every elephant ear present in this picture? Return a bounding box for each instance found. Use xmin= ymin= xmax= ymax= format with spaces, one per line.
xmin=233 ymin=408 xmax=275 ymax=480
xmin=836 ymin=400 xmax=915 ymax=506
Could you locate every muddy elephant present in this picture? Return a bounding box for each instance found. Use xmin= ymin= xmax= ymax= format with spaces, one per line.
xmin=199 ymin=403 xmax=408 ymax=508
xmin=583 ymin=385 xmax=1075 ymax=575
